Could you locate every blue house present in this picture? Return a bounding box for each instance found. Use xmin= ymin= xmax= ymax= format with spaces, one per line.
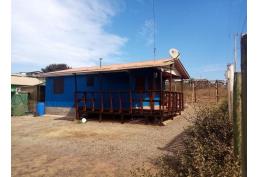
xmin=42 ymin=57 xmax=190 ymax=123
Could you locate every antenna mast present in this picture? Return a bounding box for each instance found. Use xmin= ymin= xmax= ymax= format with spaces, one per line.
xmin=153 ymin=0 xmax=156 ymax=61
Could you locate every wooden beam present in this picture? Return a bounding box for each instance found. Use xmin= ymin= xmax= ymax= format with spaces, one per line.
xmin=181 ymin=78 xmax=184 ymax=110
xmin=75 ymin=93 xmax=79 ymax=120
xmin=192 ymin=80 xmax=196 ymax=103
xmin=216 ymin=80 xmax=219 ymax=103
xmin=119 ymin=92 xmax=122 ymax=113
xmin=73 ymin=73 xmax=78 ymax=120
xmin=140 ymin=93 xmax=143 ymax=113
xmin=73 ymin=73 xmax=78 ymax=92
xmin=34 ymin=85 xmax=38 ymax=116
xmin=169 ymin=65 xmax=172 ymax=92
xmin=99 ymin=113 xmax=102 ymax=122
xmin=121 ymin=114 xmax=124 ymax=124
xmin=150 ymin=91 xmax=154 ymax=113
xmin=91 ymin=92 xmax=95 ymax=111
xmin=109 ymin=92 xmax=113 ymax=112
xmin=241 ymin=33 xmax=247 ymax=177
xmin=100 ymin=91 xmax=103 ymax=113
xmin=128 ymin=72 xmax=133 ymax=114
xmin=160 ymin=68 xmax=163 ymax=123
xmin=83 ymin=92 xmax=86 ymax=112
xmin=233 ymin=73 xmax=242 ymax=158
xmin=99 ymin=73 xmax=103 ymax=117
xmin=129 ymin=90 xmax=132 ymax=114
xmin=169 ymin=65 xmax=172 ymax=111
xmin=160 ymin=68 xmax=163 ymax=109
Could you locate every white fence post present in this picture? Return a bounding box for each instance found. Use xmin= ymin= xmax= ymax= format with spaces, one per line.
xmin=226 ymin=64 xmax=234 ymax=120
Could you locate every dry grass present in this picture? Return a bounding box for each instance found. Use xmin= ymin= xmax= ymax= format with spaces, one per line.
xmin=12 ymin=110 xmax=192 ymax=177
xmin=131 ymin=101 xmax=240 ymax=177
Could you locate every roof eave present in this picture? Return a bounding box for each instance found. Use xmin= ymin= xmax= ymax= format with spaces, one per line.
xmin=174 ymin=59 xmax=190 ymax=79
xmin=40 ymin=62 xmax=174 ymax=77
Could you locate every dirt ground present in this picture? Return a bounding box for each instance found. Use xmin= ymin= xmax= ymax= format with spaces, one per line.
xmin=12 ymin=108 xmax=192 ymax=177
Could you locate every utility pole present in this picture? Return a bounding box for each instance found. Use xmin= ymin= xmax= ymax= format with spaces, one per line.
xmin=240 ymin=33 xmax=247 ymax=177
xmin=234 ymin=33 xmax=238 ymax=71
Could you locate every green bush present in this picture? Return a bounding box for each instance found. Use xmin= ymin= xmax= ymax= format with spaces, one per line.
xmin=131 ymin=101 xmax=240 ymax=177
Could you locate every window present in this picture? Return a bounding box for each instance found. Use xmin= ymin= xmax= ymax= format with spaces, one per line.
xmin=135 ymin=77 xmax=145 ymax=91
xmin=87 ymin=77 xmax=94 ymax=87
xmin=53 ymin=77 xmax=64 ymax=94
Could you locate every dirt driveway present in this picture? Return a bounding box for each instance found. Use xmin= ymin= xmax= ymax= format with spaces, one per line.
xmin=12 ymin=109 xmax=192 ymax=177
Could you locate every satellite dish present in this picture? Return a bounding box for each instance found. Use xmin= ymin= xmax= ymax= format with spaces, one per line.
xmin=169 ymin=48 xmax=180 ymax=59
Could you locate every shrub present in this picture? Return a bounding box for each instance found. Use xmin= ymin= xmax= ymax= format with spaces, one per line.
xmin=131 ymin=101 xmax=240 ymax=177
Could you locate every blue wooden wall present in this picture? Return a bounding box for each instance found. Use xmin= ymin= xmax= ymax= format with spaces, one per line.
xmin=45 ymin=68 xmax=162 ymax=108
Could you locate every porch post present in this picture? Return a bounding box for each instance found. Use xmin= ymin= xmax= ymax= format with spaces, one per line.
xmin=73 ymin=73 xmax=78 ymax=120
xmin=160 ymin=68 xmax=163 ymax=124
xmin=169 ymin=65 xmax=172 ymax=92
xmin=99 ymin=72 xmax=103 ymax=122
xmin=160 ymin=68 xmax=163 ymax=91
xmin=74 ymin=73 xmax=78 ymax=92
xmin=128 ymin=71 xmax=133 ymax=119
xmin=152 ymin=70 xmax=156 ymax=110
xmin=181 ymin=78 xmax=184 ymax=111
xmin=169 ymin=64 xmax=172 ymax=112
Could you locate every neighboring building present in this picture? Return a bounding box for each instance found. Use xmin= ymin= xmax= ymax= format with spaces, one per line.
xmin=13 ymin=71 xmax=43 ymax=77
xmin=41 ymin=58 xmax=190 ymax=123
xmin=11 ymin=75 xmax=45 ymax=115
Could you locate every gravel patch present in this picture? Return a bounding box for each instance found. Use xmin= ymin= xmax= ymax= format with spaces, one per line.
xmin=12 ymin=108 xmax=192 ymax=177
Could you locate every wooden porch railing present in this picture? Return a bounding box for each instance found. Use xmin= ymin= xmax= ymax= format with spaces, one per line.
xmin=74 ymin=90 xmax=184 ymax=119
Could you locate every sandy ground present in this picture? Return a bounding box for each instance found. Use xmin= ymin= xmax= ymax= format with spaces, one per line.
xmin=12 ymin=109 xmax=192 ymax=177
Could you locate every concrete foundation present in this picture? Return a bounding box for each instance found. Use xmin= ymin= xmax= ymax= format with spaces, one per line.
xmin=45 ymin=107 xmax=75 ymax=118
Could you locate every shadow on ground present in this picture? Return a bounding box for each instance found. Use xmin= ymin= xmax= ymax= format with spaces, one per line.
xmin=157 ymin=129 xmax=190 ymax=153
xmin=53 ymin=113 xmax=183 ymax=126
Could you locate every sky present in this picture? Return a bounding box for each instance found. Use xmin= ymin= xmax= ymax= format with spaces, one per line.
xmin=11 ymin=0 xmax=247 ymax=80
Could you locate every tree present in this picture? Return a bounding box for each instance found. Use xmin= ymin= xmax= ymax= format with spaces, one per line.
xmin=41 ymin=64 xmax=71 ymax=73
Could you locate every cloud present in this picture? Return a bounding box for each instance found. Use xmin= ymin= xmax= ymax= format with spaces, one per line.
xmin=12 ymin=0 xmax=127 ymax=68
xmin=139 ymin=19 xmax=155 ymax=46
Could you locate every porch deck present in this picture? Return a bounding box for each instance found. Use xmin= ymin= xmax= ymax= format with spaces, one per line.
xmin=74 ymin=90 xmax=184 ymax=124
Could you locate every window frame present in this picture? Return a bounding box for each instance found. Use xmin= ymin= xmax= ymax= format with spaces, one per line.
xmin=53 ymin=77 xmax=64 ymax=94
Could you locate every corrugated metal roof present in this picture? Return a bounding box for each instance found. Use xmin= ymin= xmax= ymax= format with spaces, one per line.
xmin=40 ymin=58 xmax=190 ymax=79
xmin=11 ymin=75 xmax=43 ymax=86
